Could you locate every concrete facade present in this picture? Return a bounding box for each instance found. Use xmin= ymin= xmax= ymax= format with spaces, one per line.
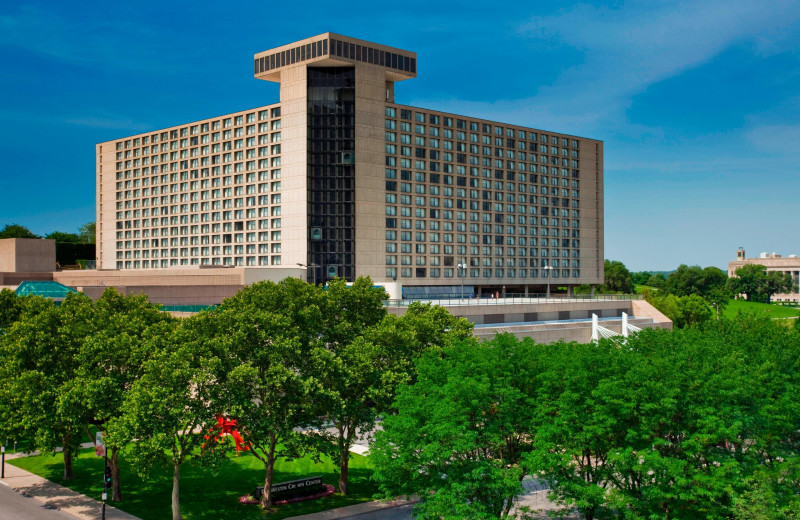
xmin=0 ymin=239 xmax=57 ymax=285
xmin=54 ymin=266 xmax=303 ymax=305
xmin=97 ymin=33 xmax=604 ymax=296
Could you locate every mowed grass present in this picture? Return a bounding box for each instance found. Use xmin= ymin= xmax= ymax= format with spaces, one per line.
xmin=10 ymin=446 xmax=378 ymax=520
xmin=723 ymin=299 xmax=800 ymax=320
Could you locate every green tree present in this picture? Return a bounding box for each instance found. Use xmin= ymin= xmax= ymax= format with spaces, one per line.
xmin=78 ymin=222 xmax=96 ymax=244
xmin=526 ymin=340 xmax=630 ymax=520
xmin=765 ymin=270 xmax=797 ymax=303
xmin=75 ymin=289 xmax=172 ymax=501
xmin=108 ymin=318 xmax=222 ymax=520
xmin=600 ymin=320 xmax=800 ymax=519
xmin=0 ymin=288 xmax=22 ymax=332
xmin=372 ymin=335 xmax=538 ymax=518
xmin=644 ymin=292 xmax=713 ymax=328
xmin=733 ymin=458 xmax=800 ymax=520
xmin=662 ymin=264 xmax=728 ymax=298
xmin=45 ymin=231 xmax=82 ymax=243
xmin=646 ymin=272 xmax=667 ymax=288
xmin=644 ymin=292 xmax=681 ymax=324
xmin=0 ymin=224 xmax=39 ymax=239
xmin=208 ymin=278 xmax=329 ymax=509
xmin=314 ymin=285 xmax=474 ymax=495
xmin=676 ymin=293 xmax=713 ymax=327
xmin=0 ymin=293 xmax=95 ymax=479
xmin=728 ymin=264 xmax=794 ymax=303
xmin=314 ymin=277 xmax=389 ymax=495
xmin=600 ymin=260 xmax=633 ymax=294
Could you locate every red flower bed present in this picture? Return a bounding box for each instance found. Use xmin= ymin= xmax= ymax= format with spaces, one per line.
xmin=239 ymin=484 xmax=336 ymax=506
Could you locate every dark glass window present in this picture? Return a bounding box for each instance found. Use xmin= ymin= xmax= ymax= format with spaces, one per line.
xmin=307 ymin=67 xmax=356 ymax=282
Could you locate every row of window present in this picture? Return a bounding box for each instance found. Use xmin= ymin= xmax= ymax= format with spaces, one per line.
xmin=117 ymin=243 xmax=282 ymax=256
xmin=115 ymin=130 xmax=281 ymax=160
xmin=386 ymin=168 xmax=578 ymax=185
xmin=116 ymin=256 xmax=282 ymax=269
xmin=384 ymin=267 xmax=581 ymax=279
xmin=116 ymin=231 xmax=282 ymax=249
xmin=112 ymin=108 xmax=280 ymax=151
xmin=385 ymin=107 xmax=580 ymax=147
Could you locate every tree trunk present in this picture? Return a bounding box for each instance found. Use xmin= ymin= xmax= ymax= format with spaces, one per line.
xmin=261 ymin=459 xmax=275 ymax=509
xmin=338 ymin=424 xmax=354 ymax=495
xmin=339 ymin=455 xmax=349 ymax=495
xmin=63 ymin=447 xmax=73 ymax=481
xmin=172 ymin=462 xmax=181 ymax=520
xmin=111 ymin=447 xmax=122 ymax=501
xmin=260 ymin=435 xmax=277 ymax=510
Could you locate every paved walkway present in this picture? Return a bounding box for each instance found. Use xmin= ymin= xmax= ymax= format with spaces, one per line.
xmin=0 ymin=455 xmax=139 ymax=520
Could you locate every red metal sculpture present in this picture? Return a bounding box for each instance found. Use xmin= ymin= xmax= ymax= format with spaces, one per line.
xmin=204 ymin=416 xmax=249 ymax=453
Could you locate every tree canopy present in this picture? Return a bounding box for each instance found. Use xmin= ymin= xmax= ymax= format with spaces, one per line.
xmin=0 ymin=223 xmax=40 ymax=239
xmin=600 ymin=260 xmax=633 ymax=294
xmin=0 ymin=222 xmax=95 ymax=243
xmin=728 ymin=264 xmax=796 ymax=303
xmin=374 ymin=317 xmax=800 ymax=519
xmin=661 ymin=264 xmax=728 ymax=298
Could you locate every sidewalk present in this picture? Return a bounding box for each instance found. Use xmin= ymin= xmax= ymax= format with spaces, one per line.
xmin=285 ymin=496 xmax=418 ymax=520
xmin=1 ymin=456 xmax=140 ymax=520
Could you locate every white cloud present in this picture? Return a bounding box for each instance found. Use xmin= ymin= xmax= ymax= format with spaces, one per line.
xmin=411 ymin=1 xmax=800 ymax=137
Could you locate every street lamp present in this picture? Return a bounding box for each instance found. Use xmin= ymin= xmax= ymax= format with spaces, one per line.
xmin=544 ymin=265 xmax=553 ymax=298
xmin=457 ymin=261 xmax=467 ymax=299
xmin=296 ymin=263 xmax=320 ymax=285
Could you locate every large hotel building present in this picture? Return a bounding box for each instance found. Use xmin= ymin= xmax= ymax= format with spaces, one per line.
xmin=95 ymin=33 xmax=604 ymax=298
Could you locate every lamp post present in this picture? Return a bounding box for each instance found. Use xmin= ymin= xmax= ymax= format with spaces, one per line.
xmin=296 ymin=263 xmax=320 ymax=285
xmin=544 ymin=265 xmax=553 ymax=298
xmin=457 ymin=261 xmax=467 ymax=299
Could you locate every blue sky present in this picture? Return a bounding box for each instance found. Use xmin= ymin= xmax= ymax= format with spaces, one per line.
xmin=1 ymin=0 xmax=799 ymax=271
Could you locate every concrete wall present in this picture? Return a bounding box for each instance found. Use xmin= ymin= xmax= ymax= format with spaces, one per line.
xmin=54 ymin=266 xmax=306 ymax=303
xmin=387 ymin=299 xmax=635 ymax=324
xmin=0 ymin=238 xmax=56 ymax=273
xmin=387 ymin=298 xmax=672 ymax=344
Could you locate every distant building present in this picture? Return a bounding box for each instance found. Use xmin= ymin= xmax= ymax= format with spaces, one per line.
xmin=728 ymin=248 xmax=800 ymax=301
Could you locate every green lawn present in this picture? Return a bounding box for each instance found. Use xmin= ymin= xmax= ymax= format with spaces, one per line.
xmin=10 ymin=446 xmax=378 ymax=519
xmin=722 ymin=299 xmax=800 ymax=320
